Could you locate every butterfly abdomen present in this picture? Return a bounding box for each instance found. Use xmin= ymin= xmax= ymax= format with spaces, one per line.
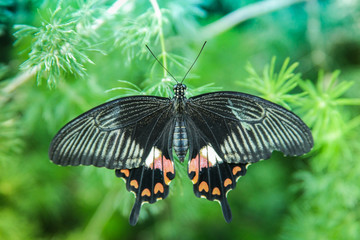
xmin=173 ymin=118 xmax=188 ymax=162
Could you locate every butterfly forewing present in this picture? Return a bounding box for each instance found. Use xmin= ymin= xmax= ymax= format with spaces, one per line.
xmin=187 ymin=91 xmax=313 ymax=164
xmin=49 ymin=96 xmax=174 ymax=169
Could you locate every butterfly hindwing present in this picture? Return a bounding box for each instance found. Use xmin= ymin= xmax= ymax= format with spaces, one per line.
xmin=49 ymin=96 xmax=174 ymax=169
xmin=188 ymin=144 xmax=249 ymax=222
xmin=116 ymin=147 xmax=175 ymax=225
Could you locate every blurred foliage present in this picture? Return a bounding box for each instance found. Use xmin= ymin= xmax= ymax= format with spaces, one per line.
xmin=1 ymin=0 xmax=360 ymax=240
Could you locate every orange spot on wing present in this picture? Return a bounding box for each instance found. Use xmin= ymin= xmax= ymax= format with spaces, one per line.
xmin=189 ymin=157 xmax=199 ymax=184
xmin=199 ymin=181 xmax=209 ymax=192
xmin=141 ymin=188 xmax=151 ymax=197
xmin=120 ymin=169 xmax=129 ymax=177
xmin=130 ymin=180 xmax=139 ymax=189
xmin=224 ymin=178 xmax=232 ymax=187
xmin=163 ymin=158 xmax=175 ymax=185
xmin=212 ymin=187 xmax=221 ymax=196
xmin=232 ymin=166 xmax=242 ymax=175
xmin=154 ymin=183 xmax=164 ymax=194
xmin=189 ymin=152 xmax=212 ymax=184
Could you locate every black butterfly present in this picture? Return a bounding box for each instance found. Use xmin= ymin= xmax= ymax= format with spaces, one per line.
xmin=49 ymin=43 xmax=313 ymax=226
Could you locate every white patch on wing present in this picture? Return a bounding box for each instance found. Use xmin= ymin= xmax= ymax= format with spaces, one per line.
xmin=200 ymin=145 xmax=222 ymax=165
xmin=227 ymin=100 xmax=254 ymax=130
xmin=145 ymin=147 xmax=161 ymax=167
xmin=227 ymin=99 xmax=245 ymax=120
xmin=225 ymin=135 xmax=240 ymax=159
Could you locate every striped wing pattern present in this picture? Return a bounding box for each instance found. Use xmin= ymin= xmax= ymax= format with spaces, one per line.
xmin=49 ymin=96 xmax=173 ymax=169
xmin=187 ymin=92 xmax=313 ymax=164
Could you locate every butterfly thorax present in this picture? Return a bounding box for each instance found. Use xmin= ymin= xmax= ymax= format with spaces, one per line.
xmin=172 ymin=83 xmax=188 ymax=112
xmin=173 ymin=83 xmax=187 ymax=99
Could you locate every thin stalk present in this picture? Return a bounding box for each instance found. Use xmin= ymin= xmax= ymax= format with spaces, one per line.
xmin=149 ymin=0 xmax=168 ymax=78
xmin=91 ymin=0 xmax=128 ymax=30
xmin=199 ymin=0 xmax=307 ymax=39
xmin=82 ymin=186 xmax=119 ymax=240
xmin=335 ymin=98 xmax=360 ymax=106
xmin=2 ymin=66 xmax=39 ymax=94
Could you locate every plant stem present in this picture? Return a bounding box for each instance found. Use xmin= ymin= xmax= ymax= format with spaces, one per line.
xmin=2 ymin=66 xmax=39 ymax=94
xmin=150 ymin=0 xmax=168 ymax=78
xmin=199 ymin=0 xmax=307 ymax=40
xmin=306 ymin=0 xmax=325 ymax=67
xmin=91 ymin=0 xmax=128 ymax=30
xmin=336 ymin=98 xmax=360 ymax=105
xmin=82 ymin=186 xmax=119 ymax=240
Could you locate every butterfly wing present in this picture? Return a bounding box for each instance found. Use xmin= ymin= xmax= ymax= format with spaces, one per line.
xmin=49 ymin=96 xmax=175 ymax=169
xmin=187 ymin=91 xmax=313 ymax=163
xmin=116 ymin=146 xmax=175 ymax=226
xmin=49 ymin=95 xmax=177 ymax=225
xmin=185 ymin=91 xmax=313 ymax=222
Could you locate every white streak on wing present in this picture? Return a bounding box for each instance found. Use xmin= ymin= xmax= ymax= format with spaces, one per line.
xmin=60 ymin=132 xmax=78 ymax=160
xmin=201 ymin=145 xmax=222 ymax=165
xmin=132 ymin=143 xmax=140 ymax=159
xmin=127 ymin=140 xmax=136 ymax=158
xmin=113 ymin=131 xmax=124 ymax=162
xmin=262 ymin=119 xmax=279 ymax=147
xmin=231 ymin=131 xmax=244 ymax=159
xmin=242 ymin=124 xmax=257 ymax=154
xmin=145 ymin=147 xmax=161 ymax=167
xmin=223 ymin=139 xmax=232 ymax=155
xmin=226 ymin=135 xmax=240 ymax=159
xmin=94 ymin=132 xmax=106 ymax=159
xmin=120 ymin=138 xmax=131 ymax=159
xmin=129 ymin=143 xmax=142 ymax=166
xmin=138 ymin=146 xmax=144 ymax=159
xmin=255 ymin=125 xmax=269 ymax=150
xmin=220 ymin=145 xmax=226 ymax=154
xmin=236 ymin=126 xmax=250 ymax=160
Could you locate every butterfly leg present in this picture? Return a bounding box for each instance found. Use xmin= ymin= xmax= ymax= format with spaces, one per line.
xmin=188 ymin=145 xmax=249 ymax=223
xmin=116 ymin=147 xmax=175 ymax=225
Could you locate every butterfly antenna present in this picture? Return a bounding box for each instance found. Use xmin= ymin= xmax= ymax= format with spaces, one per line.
xmin=145 ymin=45 xmax=178 ymax=83
xmin=181 ymin=41 xmax=207 ymax=83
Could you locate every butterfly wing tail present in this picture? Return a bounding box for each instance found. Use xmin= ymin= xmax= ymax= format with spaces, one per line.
xmin=220 ymin=198 xmax=232 ymax=223
xmin=129 ymin=200 xmax=142 ymax=226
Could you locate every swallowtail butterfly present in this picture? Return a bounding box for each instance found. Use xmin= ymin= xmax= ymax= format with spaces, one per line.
xmin=49 ymin=43 xmax=313 ymax=225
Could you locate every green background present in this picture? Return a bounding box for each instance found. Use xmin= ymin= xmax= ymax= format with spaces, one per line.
xmin=1 ymin=0 xmax=360 ymax=239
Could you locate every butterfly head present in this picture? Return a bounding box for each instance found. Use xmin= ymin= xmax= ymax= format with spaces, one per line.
xmin=173 ymin=83 xmax=187 ymax=99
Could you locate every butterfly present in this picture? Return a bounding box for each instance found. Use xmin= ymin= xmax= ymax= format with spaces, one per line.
xmin=49 ymin=43 xmax=313 ymax=226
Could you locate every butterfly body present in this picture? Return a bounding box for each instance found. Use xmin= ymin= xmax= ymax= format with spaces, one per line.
xmin=49 ymin=82 xmax=313 ymax=225
xmin=173 ymin=116 xmax=188 ymax=162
